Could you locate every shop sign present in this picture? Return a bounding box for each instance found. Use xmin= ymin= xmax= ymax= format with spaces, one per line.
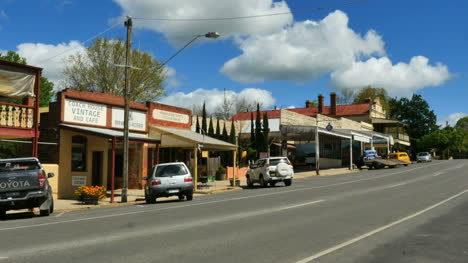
xmin=111 ymin=107 xmax=146 ymax=131
xmin=152 ymin=109 xmax=189 ymax=124
xmin=64 ymin=98 xmax=107 ymax=126
xmin=72 ymin=176 xmax=86 ymax=186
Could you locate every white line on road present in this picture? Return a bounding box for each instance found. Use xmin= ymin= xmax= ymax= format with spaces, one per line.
xmin=295 ymin=188 xmax=468 ymax=263
xmin=0 ymin=257 xmax=8 ymax=260
xmin=55 ymin=212 xmax=65 ymax=218
xmin=384 ymin=182 xmax=408 ymax=189
xmin=0 ymin=161 xmax=448 ymax=232
xmin=279 ymin=200 xmax=325 ymax=211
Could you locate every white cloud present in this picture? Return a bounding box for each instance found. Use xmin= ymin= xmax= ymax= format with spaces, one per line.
xmin=113 ymin=0 xmax=292 ymax=44
xmin=14 ymin=41 xmax=86 ymax=89
xmin=220 ymin=10 xmax=385 ymax=83
xmin=437 ymin=112 xmax=467 ymax=127
xmin=158 ymin=88 xmax=275 ymax=114
xmin=163 ymin=66 xmax=181 ymax=88
xmin=330 ymin=56 xmax=452 ymax=97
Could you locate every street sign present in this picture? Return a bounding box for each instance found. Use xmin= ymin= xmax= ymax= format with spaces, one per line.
xmin=326 ymin=122 xmax=333 ymax=131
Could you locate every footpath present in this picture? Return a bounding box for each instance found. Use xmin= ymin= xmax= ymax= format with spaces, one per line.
xmin=47 ymin=167 xmax=357 ymax=212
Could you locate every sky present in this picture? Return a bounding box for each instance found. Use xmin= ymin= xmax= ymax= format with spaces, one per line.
xmin=1 ymin=0 xmax=467 ymax=126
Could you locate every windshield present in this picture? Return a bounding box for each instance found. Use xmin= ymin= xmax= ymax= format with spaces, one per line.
xmin=155 ymin=164 xmax=188 ymax=177
xmin=0 ymin=161 xmax=40 ymax=173
xmin=418 ymin=152 xmax=429 ymax=156
xmin=270 ymin=158 xmax=290 ymax=166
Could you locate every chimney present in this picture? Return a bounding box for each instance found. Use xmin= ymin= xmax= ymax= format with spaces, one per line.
xmin=305 ymin=100 xmax=312 ymax=108
xmin=330 ymin=92 xmax=337 ymax=115
xmin=318 ymin=94 xmax=324 ymax=113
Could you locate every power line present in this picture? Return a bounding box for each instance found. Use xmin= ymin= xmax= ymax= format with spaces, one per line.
xmin=133 ymin=0 xmax=369 ymax=22
xmin=39 ymin=22 xmax=121 ymax=63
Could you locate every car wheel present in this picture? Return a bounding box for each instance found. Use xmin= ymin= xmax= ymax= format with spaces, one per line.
xmin=260 ymin=175 xmax=268 ymax=188
xmin=49 ymin=199 xmax=54 ymax=214
xmin=40 ymin=206 xmax=51 ymax=216
xmin=284 ymin=179 xmax=292 ymax=186
xmin=186 ymin=194 xmax=193 ymax=201
xmin=0 ymin=209 xmax=6 ymax=218
xmin=246 ymin=176 xmax=253 ymax=187
xmin=404 ymin=164 xmax=409 ymax=166
xmin=145 ymin=192 xmax=156 ymax=204
xmin=269 ymin=182 xmax=276 ymax=187
xmin=178 ymin=195 xmax=185 ymax=201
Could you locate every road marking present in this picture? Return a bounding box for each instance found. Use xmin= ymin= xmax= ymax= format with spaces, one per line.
xmin=384 ymin=182 xmax=407 ymax=189
xmin=279 ymin=200 xmax=325 ymax=211
xmin=55 ymin=212 xmax=65 ymax=218
xmin=295 ymin=188 xmax=468 ymax=263
xmin=136 ymin=205 xmax=144 ymax=208
xmin=0 ymin=161 xmax=448 ymax=232
xmin=433 ymin=172 xmax=442 ymax=176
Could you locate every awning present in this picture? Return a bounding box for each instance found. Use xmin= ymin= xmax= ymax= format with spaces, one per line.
xmin=358 ymin=130 xmax=394 ymax=145
xmin=60 ymin=124 xmax=160 ymax=144
xmin=272 ymin=142 xmax=297 ymax=149
xmin=394 ymin=139 xmax=411 ymax=146
xmin=149 ymin=125 xmax=237 ymax=151
xmin=335 ymin=129 xmax=372 ymax=143
xmin=280 ymin=125 xmax=352 ymax=139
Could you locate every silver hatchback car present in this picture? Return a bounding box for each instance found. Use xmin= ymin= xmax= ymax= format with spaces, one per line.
xmin=144 ymin=162 xmax=194 ymax=204
xmin=417 ymin=152 xmax=432 ymax=162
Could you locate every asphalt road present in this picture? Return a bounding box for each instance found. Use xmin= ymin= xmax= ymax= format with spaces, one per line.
xmin=1 ymin=160 xmax=467 ymax=263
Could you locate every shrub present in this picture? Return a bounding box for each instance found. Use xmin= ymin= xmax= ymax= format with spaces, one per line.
xmin=74 ymin=185 xmax=107 ymax=201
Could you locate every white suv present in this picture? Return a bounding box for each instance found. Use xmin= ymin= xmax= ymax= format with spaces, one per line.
xmin=246 ymin=157 xmax=294 ymax=187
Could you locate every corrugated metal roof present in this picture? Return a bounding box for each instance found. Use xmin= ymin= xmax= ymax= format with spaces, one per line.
xmin=149 ymin=125 xmax=237 ymax=150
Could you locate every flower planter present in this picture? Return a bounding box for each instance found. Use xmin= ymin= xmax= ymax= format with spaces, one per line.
xmin=82 ymin=196 xmax=99 ymax=205
xmin=229 ymin=178 xmax=240 ymax=187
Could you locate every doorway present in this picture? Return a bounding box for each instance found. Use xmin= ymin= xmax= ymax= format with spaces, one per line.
xmin=92 ymin=151 xmax=103 ymax=186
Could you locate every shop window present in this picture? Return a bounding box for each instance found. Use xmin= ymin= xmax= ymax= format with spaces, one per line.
xmin=71 ymin=135 xmax=87 ymax=171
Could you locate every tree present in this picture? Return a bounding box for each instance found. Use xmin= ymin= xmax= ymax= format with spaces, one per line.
xmin=195 ymin=116 xmax=200 ymax=133
xmin=455 ymin=116 xmax=468 ymax=131
xmin=417 ymin=127 xmax=467 ymax=159
xmin=229 ymin=122 xmax=237 ymax=166
xmin=255 ymin=103 xmax=263 ymax=155
xmin=352 ymin=86 xmax=389 ymax=112
xmin=208 ymin=116 xmax=214 ymax=137
xmin=0 ymin=51 xmax=56 ymax=106
xmin=305 ymin=100 xmax=318 ymax=107
xmin=263 ymin=112 xmax=270 ymax=154
xmin=250 ymin=112 xmax=255 ymax=144
xmin=62 ymin=38 xmax=166 ymax=102
xmin=201 ymin=102 xmax=207 ymax=134
xmin=337 ymin=88 xmax=355 ymax=105
xmin=389 ymin=94 xmax=438 ymax=140
xmin=222 ymin=122 xmax=228 ymax=141
xmin=215 ymin=118 xmax=221 ymax=139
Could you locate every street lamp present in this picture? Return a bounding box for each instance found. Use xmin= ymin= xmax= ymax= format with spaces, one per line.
xmin=119 ymin=17 xmax=220 ymax=202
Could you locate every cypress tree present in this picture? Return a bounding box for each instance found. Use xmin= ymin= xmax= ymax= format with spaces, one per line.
xmin=215 ymin=118 xmax=221 ymax=139
xmin=195 ymin=116 xmax=200 ymax=133
xmin=201 ymin=102 xmax=207 ymax=134
xmin=222 ymin=122 xmax=228 ymax=141
xmin=250 ymin=112 xmax=255 ymax=144
xmin=263 ymin=112 xmax=270 ymax=155
xmin=255 ymin=103 xmax=263 ymax=154
xmin=208 ymin=116 xmax=214 ymax=137
xmin=229 ymin=122 xmax=236 ymax=144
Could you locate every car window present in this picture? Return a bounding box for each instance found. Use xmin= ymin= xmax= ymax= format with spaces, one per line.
xmin=418 ymin=152 xmax=428 ymax=156
xmin=388 ymin=154 xmax=397 ymax=159
xmin=270 ymin=158 xmax=289 ymax=166
xmin=155 ymin=164 xmax=188 ymax=177
xmin=257 ymin=160 xmax=266 ymax=167
xmin=400 ymin=154 xmax=408 ymax=157
xmin=0 ymin=161 xmax=40 ymax=173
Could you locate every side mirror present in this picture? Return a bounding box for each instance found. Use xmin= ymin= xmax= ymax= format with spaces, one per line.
xmin=47 ymin=173 xmax=55 ymax=178
xmin=143 ymin=177 xmax=148 ymax=180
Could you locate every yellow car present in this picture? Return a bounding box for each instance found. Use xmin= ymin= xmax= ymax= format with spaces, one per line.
xmin=388 ymin=152 xmax=411 ymax=166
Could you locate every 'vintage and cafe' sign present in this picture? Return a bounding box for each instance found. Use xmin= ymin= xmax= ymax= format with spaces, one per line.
xmin=63 ymin=98 xmax=147 ymax=131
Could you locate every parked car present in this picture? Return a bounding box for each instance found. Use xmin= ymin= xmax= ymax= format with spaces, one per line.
xmin=246 ymin=157 xmax=294 ymax=187
xmin=417 ymin=152 xmax=432 ymax=162
xmin=0 ymin=157 xmax=55 ymax=217
xmin=144 ymin=162 xmax=193 ymax=204
xmin=388 ymin=152 xmax=411 ymax=166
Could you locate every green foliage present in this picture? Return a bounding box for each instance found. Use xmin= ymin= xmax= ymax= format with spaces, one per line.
xmin=195 ymin=116 xmax=200 ymax=133
xmin=62 ymin=38 xmax=166 ymax=102
xmin=455 ymin=116 xmax=468 ymax=131
xmin=352 ymin=86 xmax=389 ymax=112
xmin=201 ymin=102 xmax=207 ymax=134
xmin=222 ymin=122 xmax=228 ymax=141
xmin=263 ymin=112 xmax=270 ymax=154
xmin=417 ymin=127 xmax=467 ymax=159
xmin=229 ymin=122 xmax=236 ymax=144
xmin=255 ymin=103 xmax=263 ymax=155
xmin=215 ymin=118 xmax=221 ymax=139
xmin=305 ymin=100 xmax=318 ymax=107
xmin=389 ymin=94 xmax=438 ymax=140
xmin=0 ymin=51 xmax=56 ymax=107
xmin=208 ymin=116 xmax=214 ymax=137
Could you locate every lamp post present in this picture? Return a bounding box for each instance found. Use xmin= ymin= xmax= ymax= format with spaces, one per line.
xmin=118 ymin=22 xmax=219 ymax=202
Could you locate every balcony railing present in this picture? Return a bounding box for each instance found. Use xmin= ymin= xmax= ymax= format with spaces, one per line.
xmin=0 ymin=102 xmax=34 ymax=129
xmin=389 ymin=133 xmax=409 ymax=142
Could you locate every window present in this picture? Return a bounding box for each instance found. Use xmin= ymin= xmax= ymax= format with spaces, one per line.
xmin=71 ymin=136 xmax=87 ymax=171
xmin=155 ymin=164 xmax=188 ymax=177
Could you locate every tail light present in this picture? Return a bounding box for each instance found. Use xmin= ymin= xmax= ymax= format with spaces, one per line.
xmin=151 ymin=179 xmax=161 ymax=185
xmin=38 ymin=174 xmax=46 ymax=188
xmin=184 ymin=176 xmax=193 ymax=182
xmin=266 ymin=163 xmax=270 ymax=168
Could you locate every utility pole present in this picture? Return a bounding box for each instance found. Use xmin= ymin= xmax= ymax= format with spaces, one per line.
xmin=122 ymin=16 xmax=132 ymax=203
xmin=315 ymin=115 xmax=320 ymax=176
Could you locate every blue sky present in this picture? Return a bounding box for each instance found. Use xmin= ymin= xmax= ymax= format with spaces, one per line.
xmin=1 ymin=0 xmax=466 ymax=125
